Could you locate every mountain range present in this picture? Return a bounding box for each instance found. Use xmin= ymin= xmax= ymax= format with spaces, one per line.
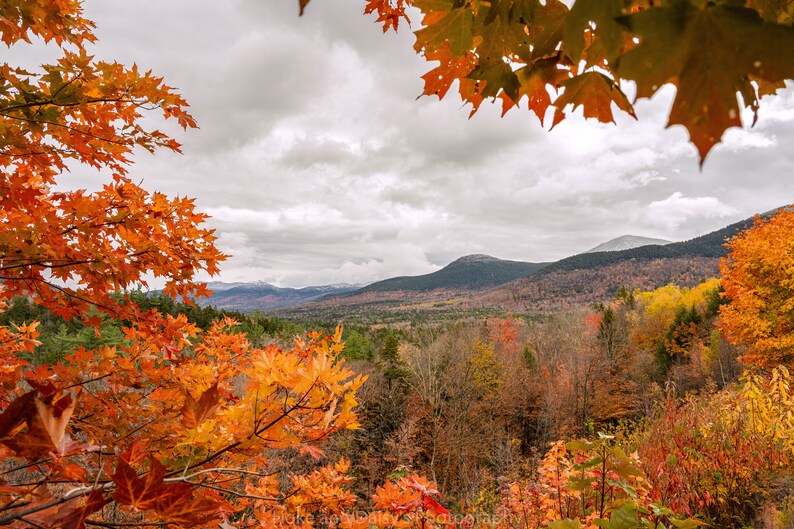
xmin=200 ymin=211 xmax=771 ymax=315
xmin=198 ymin=282 xmax=362 ymax=311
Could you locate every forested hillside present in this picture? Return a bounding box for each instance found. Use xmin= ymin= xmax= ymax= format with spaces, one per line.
xmin=283 ymin=214 xmax=762 ymax=317
xmin=348 ymin=255 xmax=548 ymax=294
xmin=541 ymin=215 xmax=757 ymax=273
xmin=198 ymin=282 xmax=361 ymax=311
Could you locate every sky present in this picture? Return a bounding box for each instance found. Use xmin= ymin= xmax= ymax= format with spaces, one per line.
xmin=18 ymin=0 xmax=794 ymax=287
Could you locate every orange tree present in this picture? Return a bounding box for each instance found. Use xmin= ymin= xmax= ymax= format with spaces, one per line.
xmin=0 ymin=2 xmax=421 ymax=528
xmin=300 ymin=0 xmax=794 ymax=163
xmin=719 ymin=209 xmax=794 ymax=369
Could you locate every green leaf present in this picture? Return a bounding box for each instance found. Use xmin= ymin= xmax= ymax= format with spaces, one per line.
xmin=468 ymin=61 xmax=520 ymax=100
xmin=415 ymin=7 xmax=474 ymax=56
xmin=566 ymin=439 xmax=596 ymax=451
xmin=650 ymin=504 xmax=674 ymax=518
xmin=565 ymin=476 xmax=596 ymax=492
xmin=670 ymin=519 xmax=708 ymax=529
xmin=605 ymin=501 xmax=643 ymax=529
xmin=528 ymin=0 xmax=569 ymax=58
xmin=564 ymin=0 xmax=628 ymax=63
xmin=607 ymin=479 xmax=638 ymax=499
xmin=474 ymin=6 xmax=532 ymax=64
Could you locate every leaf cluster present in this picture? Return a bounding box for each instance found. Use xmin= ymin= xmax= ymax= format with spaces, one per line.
xmin=301 ymin=0 xmax=794 ymax=162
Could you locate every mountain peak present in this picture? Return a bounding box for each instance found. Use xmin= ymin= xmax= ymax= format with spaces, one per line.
xmin=450 ymin=254 xmax=501 ymax=265
xmin=585 ymin=235 xmax=672 ymax=254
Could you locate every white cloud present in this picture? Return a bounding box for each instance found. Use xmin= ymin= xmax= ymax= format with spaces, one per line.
xmin=640 ymin=193 xmax=739 ymax=232
xmin=718 ymin=129 xmax=777 ymax=152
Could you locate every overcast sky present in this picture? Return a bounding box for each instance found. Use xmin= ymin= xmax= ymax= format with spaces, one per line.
xmin=25 ymin=0 xmax=794 ymax=287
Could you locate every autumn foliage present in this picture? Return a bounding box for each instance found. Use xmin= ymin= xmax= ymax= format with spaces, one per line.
xmin=635 ymin=367 xmax=794 ymax=527
xmin=720 ymin=209 xmax=794 ymax=368
xmin=1 ymin=0 xmax=221 ymax=321
xmin=489 ymin=437 xmax=705 ymax=529
xmin=301 ymin=0 xmax=794 ymax=162
xmin=0 ymin=1 xmax=365 ymax=527
xmin=4 ymin=1 xmax=794 ymax=528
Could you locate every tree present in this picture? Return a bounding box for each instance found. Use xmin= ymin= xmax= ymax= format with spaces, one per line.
xmin=720 ymin=209 xmax=794 ymax=368
xmin=0 ymin=3 xmax=378 ymax=528
xmin=379 ymin=330 xmax=408 ymax=389
xmin=1 ymin=1 xmax=223 ymax=321
xmin=299 ymin=0 xmax=794 ymax=163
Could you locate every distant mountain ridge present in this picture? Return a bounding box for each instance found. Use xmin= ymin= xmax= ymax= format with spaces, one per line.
xmin=349 ymin=254 xmax=548 ymax=294
xmin=472 ymin=215 xmax=761 ymax=311
xmin=539 ymin=216 xmax=756 ymax=276
xmin=199 ymin=282 xmax=363 ymax=311
xmin=206 ymin=207 xmax=789 ymax=315
xmin=585 ymin=235 xmax=672 ymax=253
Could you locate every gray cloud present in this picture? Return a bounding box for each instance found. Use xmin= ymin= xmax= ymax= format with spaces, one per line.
xmin=35 ymin=0 xmax=794 ymax=286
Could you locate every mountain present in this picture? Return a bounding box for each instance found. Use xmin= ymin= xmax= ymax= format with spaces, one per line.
xmin=281 ymin=212 xmax=769 ymax=318
xmin=199 ymin=282 xmax=363 ymax=311
xmin=472 ymin=215 xmax=760 ymax=311
xmin=349 ymin=254 xmax=548 ymax=294
xmin=209 ymin=209 xmax=785 ymax=316
xmin=585 ymin=235 xmax=672 ymax=253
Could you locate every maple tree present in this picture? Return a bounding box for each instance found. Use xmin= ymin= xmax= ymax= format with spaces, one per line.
xmin=0 ymin=2 xmax=376 ymax=528
xmin=719 ymin=209 xmax=794 ymax=368
xmin=300 ymin=0 xmax=794 ymax=163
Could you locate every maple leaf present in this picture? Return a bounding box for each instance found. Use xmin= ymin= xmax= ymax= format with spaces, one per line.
xmin=59 ymin=463 xmax=89 ymax=483
xmin=528 ymin=0 xmax=569 ymax=59
xmin=423 ymin=495 xmax=449 ymax=516
xmin=180 ymin=382 xmax=221 ymax=429
xmin=414 ymin=5 xmax=474 ymax=57
xmin=421 ymin=45 xmax=478 ymax=99
xmin=616 ymin=1 xmax=794 ymax=162
xmin=154 ymin=484 xmax=220 ymax=526
xmin=117 ymin=441 xmax=150 ymax=466
xmin=469 ymin=61 xmax=520 ymax=100
xmin=563 ymin=0 xmax=628 ymax=63
xmin=0 ymin=390 xmax=36 ymax=442
xmin=299 ymin=0 xmax=311 ymax=16
xmin=300 ymin=443 xmax=325 ymax=459
xmin=551 ymin=71 xmax=635 ymax=127
xmin=26 ymin=490 xmax=108 ymax=529
xmin=31 ymin=390 xmax=78 ymax=449
xmin=112 ymin=457 xmax=166 ymax=511
xmin=514 ymin=57 xmax=571 ymax=124
xmin=1 ymin=387 xmax=90 ymax=458
xmin=365 ymin=0 xmax=411 ymax=32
